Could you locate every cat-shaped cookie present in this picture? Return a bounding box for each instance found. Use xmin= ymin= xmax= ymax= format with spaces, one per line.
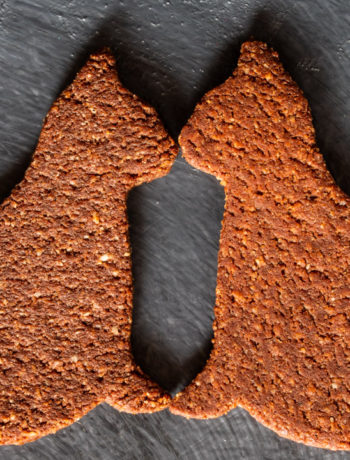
xmin=171 ymin=41 xmax=350 ymax=450
xmin=0 ymin=49 xmax=176 ymax=444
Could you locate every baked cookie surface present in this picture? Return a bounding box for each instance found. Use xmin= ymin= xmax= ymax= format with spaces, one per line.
xmin=171 ymin=41 xmax=350 ymax=450
xmin=0 ymin=49 xmax=176 ymax=445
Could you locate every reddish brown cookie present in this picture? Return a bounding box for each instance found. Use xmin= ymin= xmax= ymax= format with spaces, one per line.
xmin=0 ymin=49 xmax=176 ymax=445
xmin=171 ymin=41 xmax=350 ymax=450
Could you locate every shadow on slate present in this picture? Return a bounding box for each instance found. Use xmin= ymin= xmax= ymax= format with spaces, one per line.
xmin=129 ymin=156 xmax=224 ymax=395
xmin=0 ymin=0 xmax=350 ymax=459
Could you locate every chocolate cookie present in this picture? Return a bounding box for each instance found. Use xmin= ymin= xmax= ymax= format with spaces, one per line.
xmin=0 ymin=49 xmax=176 ymax=445
xmin=171 ymin=41 xmax=350 ymax=450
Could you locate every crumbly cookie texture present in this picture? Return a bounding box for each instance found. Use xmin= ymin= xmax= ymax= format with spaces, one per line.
xmin=171 ymin=41 xmax=350 ymax=450
xmin=0 ymin=49 xmax=176 ymax=445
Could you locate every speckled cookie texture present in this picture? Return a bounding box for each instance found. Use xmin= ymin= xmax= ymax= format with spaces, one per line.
xmin=0 ymin=49 xmax=176 ymax=445
xmin=171 ymin=41 xmax=350 ymax=450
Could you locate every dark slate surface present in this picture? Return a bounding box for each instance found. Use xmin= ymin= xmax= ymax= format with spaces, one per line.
xmin=0 ymin=0 xmax=349 ymax=458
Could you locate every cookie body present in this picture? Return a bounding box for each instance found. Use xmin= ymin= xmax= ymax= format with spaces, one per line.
xmin=171 ymin=41 xmax=350 ymax=450
xmin=0 ymin=50 xmax=176 ymax=445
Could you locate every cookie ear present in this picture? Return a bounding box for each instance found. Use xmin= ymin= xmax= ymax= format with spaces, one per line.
xmin=179 ymin=91 xmax=232 ymax=184
xmin=180 ymin=41 xmax=318 ymax=186
xmin=36 ymin=49 xmax=176 ymax=189
xmin=173 ymin=41 xmax=350 ymax=451
xmin=0 ymin=49 xmax=175 ymax=445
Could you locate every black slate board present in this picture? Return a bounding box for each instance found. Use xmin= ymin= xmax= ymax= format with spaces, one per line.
xmin=0 ymin=0 xmax=350 ymax=458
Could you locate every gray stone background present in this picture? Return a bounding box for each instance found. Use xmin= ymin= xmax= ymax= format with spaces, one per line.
xmin=0 ymin=0 xmax=349 ymax=458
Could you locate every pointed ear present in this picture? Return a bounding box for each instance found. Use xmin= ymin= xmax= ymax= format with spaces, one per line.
xmin=180 ymin=41 xmax=318 ymax=187
xmin=179 ymin=92 xmax=231 ymax=185
xmin=36 ymin=49 xmax=177 ymax=190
